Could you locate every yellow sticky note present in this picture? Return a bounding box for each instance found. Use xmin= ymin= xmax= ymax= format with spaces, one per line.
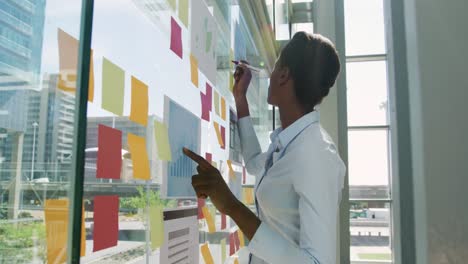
xmin=238 ymin=230 xmax=245 ymax=248
xmin=211 ymin=160 xmax=217 ymax=168
xmin=221 ymin=97 xmax=226 ymax=120
xmin=149 ymin=205 xmax=164 ymax=250
xmin=220 ymin=238 xmax=226 ymax=264
xmin=88 ymin=49 xmax=95 ymax=102
xmin=244 ymin=187 xmax=254 ymax=204
xmin=179 ymin=0 xmax=189 ymax=27
xmin=234 ymin=257 xmax=239 ymax=264
xmin=128 ymin=133 xmax=150 ymax=180
xmin=102 ymin=57 xmax=125 ymax=116
xmin=45 ymin=199 xmax=85 ymax=263
xmin=201 ymin=243 xmax=215 ymax=264
xmin=130 ymin=76 xmax=148 ymax=126
xmin=226 ymin=160 xmax=235 ymax=179
xmin=190 ymin=54 xmax=199 ymax=87
xmin=154 ymin=120 xmax=172 ymax=161
xmin=214 ymin=122 xmax=224 ymax=148
xmin=202 ymin=206 xmax=216 ymax=233
xmin=214 ymin=90 xmax=220 ymax=115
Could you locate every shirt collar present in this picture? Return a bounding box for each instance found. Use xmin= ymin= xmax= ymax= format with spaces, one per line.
xmin=270 ymin=111 xmax=320 ymax=151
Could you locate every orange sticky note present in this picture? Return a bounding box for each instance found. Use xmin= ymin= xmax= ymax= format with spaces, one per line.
xmin=238 ymin=230 xmax=245 ymax=248
xmin=88 ymin=49 xmax=95 ymax=102
xmin=201 ymin=243 xmax=215 ymax=264
xmin=221 ymin=97 xmax=226 ymax=120
xmin=202 ymin=206 xmax=216 ymax=233
xmin=214 ymin=122 xmax=224 ymax=148
xmin=226 ymin=160 xmax=235 ymax=179
xmin=128 ymin=133 xmax=150 ymax=180
xmin=234 ymin=257 xmax=240 ymax=264
xmin=190 ymin=54 xmax=199 ymax=87
xmin=130 ymin=76 xmax=148 ymax=126
xmin=45 ymin=199 xmax=85 ymax=263
xmin=243 ymin=187 xmax=254 ymax=204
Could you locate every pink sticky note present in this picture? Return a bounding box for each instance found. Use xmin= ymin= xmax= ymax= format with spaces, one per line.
xmin=97 ymin=125 xmax=122 ymax=179
xmin=221 ymin=213 xmax=226 ymax=230
xmin=233 ymin=231 xmax=240 ymax=251
xmin=220 ymin=125 xmax=226 ymax=149
xmin=205 ymin=152 xmax=212 ymax=163
xmin=200 ymin=83 xmax=212 ymax=121
xmin=170 ymin=17 xmax=183 ymax=59
xmin=229 ymin=233 xmax=236 ymax=256
xmin=93 ymin=195 xmax=119 ymax=252
xmin=197 ymin=198 xmax=206 ymax=220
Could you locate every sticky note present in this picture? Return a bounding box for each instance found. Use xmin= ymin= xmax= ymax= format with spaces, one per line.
xmin=211 ymin=160 xmax=217 ymax=168
xmin=170 ymin=17 xmax=183 ymax=59
xmin=130 ymin=76 xmax=148 ymax=126
xmin=179 ymin=0 xmax=189 ymax=27
xmin=209 ymin=207 xmax=216 ymax=223
xmin=243 ymin=187 xmax=254 ymax=205
xmin=88 ymin=49 xmax=95 ymax=102
xmin=201 ymin=243 xmax=215 ymax=264
xmin=213 ymin=90 xmax=220 ymax=115
xmin=229 ymin=233 xmax=236 ymax=256
xmin=233 ymin=231 xmax=240 ymax=251
xmin=102 ymin=57 xmax=124 ymax=116
xmin=200 ymin=83 xmax=212 ymax=121
xmin=220 ymin=125 xmax=226 ymax=149
xmin=45 ymin=199 xmax=85 ymax=263
xmin=167 ymin=0 xmax=176 ymax=10
xmin=234 ymin=258 xmax=240 ymax=264
xmin=221 ymin=97 xmax=226 ymax=120
xmin=202 ymin=206 xmax=215 ymax=233
xmin=220 ymin=238 xmax=227 ymax=264
xmin=243 ymin=166 xmax=246 ymax=184
xmin=221 ymin=213 xmax=226 ymax=230
xmin=128 ymin=133 xmax=150 ymax=180
xmin=149 ymin=205 xmax=164 ymax=250
xmin=205 ymin=152 xmax=212 ymax=163
xmin=238 ymin=230 xmax=245 ymax=248
xmin=214 ymin=122 xmax=224 ymax=148
xmin=154 ymin=120 xmax=172 ymax=161
xmin=93 ymin=195 xmax=119 ymax=252
xmin=226 ymin=160 xmax=235 ymax=179
xmin=97 ymin=125 xmax=122 ymax=179
xmin=57 ymin=29 xmax=95 ymax=102
xmin=190 ymin=54 xmax=199 ymax=87
xmin=197 ymin=198 xmax=206 ymax=219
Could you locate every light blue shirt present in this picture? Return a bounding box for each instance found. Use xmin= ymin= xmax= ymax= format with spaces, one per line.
xmin=237 ymin=111 xmax=346 ymax=264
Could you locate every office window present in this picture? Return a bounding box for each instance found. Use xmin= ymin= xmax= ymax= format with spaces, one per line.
xmin=344 ymin=0 xmax=394 ymax=263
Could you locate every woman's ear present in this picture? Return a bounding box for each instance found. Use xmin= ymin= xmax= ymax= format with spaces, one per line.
xmin=278 ymin=67 xmax=290 ymax=87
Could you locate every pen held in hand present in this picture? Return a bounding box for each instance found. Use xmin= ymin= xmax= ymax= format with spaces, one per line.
xmin=231 ymin=60 xmax=261 ymax=72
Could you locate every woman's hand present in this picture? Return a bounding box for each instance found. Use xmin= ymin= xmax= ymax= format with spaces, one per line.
xmin=183 ymin=147 xmax=240 ymax=215
xmin=233 ymin=60 xmax=252 ymax=99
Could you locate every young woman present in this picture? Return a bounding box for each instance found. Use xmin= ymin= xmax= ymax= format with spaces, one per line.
xmin=184 ymin=31 xmax=346 ymax=264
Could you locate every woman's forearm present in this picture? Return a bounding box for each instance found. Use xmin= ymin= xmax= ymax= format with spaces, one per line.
xmin=228 ymin=199 xmax=261 ymax=240
xmin=235 ymin=95 xmax=250 ymax=119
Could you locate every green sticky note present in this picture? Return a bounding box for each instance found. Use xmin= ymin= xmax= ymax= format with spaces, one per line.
xmin=167 ymin=0 xmax=176 ymax=10
xmin=179 ymin=0 xmax=189 ymax=27
xmin=102 ymin=58 xmax=124 ymax=116
xmin=220 ymin=238 xmax=226 ymax=263
xmin=150 ymin=205 xmax=164 ymax=250
xmin=154 ymin=120 xmax=172 ymax=161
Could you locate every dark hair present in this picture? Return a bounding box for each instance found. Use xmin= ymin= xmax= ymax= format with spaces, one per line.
xmin=279 ymin=32 xmax=340 ymax=111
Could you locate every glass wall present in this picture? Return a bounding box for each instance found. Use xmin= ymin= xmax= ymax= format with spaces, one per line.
xmin=0 ymin=0 xmax=274 ymax=263
xmin=0 ymin=0 xmax=83 ymax=263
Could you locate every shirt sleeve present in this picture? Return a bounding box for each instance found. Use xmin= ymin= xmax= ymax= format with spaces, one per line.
xmin=237 ymin=116 xmax=267 ymax=176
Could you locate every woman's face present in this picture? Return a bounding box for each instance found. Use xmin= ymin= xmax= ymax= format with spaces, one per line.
xmin=267 ymin=59 xmax=282 ymax=106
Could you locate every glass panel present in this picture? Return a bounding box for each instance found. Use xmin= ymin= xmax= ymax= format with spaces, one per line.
xmin=350 ymin=201 xmax=393 ymax=263
xmin=348 ymin=129 xmax=390 ymax=199
xmin=0 ymin=0 xmax=83 ymax=263
xmin=346 ymin=60 xmax=389 ymax=126
xmin=344 ymin=0 xmax=386 ymax=56
xmin=82 ymin=1 xmax=271 ymax=263
xmin=292 ymin=22 xmax=314 ymax=35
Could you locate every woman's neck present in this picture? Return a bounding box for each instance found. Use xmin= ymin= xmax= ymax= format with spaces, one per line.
xmin=278 ymin=103 xmax=307 ymax=129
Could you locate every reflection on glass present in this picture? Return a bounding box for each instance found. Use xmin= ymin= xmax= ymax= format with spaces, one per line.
xmin=346 ymin=61 xmax=388 ymax=126
xmin=344 ymin=0 xmax=386 ymax=56
xmin=350 ymin=201 xmax=393 ymax=262
xmin=348 ymin=129 xmax=390 ymax=198
xmin=0 ymin=0 xmax=82 ymax=262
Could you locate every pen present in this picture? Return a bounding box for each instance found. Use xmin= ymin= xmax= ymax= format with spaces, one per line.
xmin=231 ymin=60 xmax=261 ymax=72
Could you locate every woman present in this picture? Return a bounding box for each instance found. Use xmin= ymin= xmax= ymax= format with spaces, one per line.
xmin=183 ymin=32 xmax=346 ymax=264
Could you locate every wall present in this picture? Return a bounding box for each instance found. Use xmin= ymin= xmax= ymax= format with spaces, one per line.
xmin=401 ymin=0 xmax=468 ymax=263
